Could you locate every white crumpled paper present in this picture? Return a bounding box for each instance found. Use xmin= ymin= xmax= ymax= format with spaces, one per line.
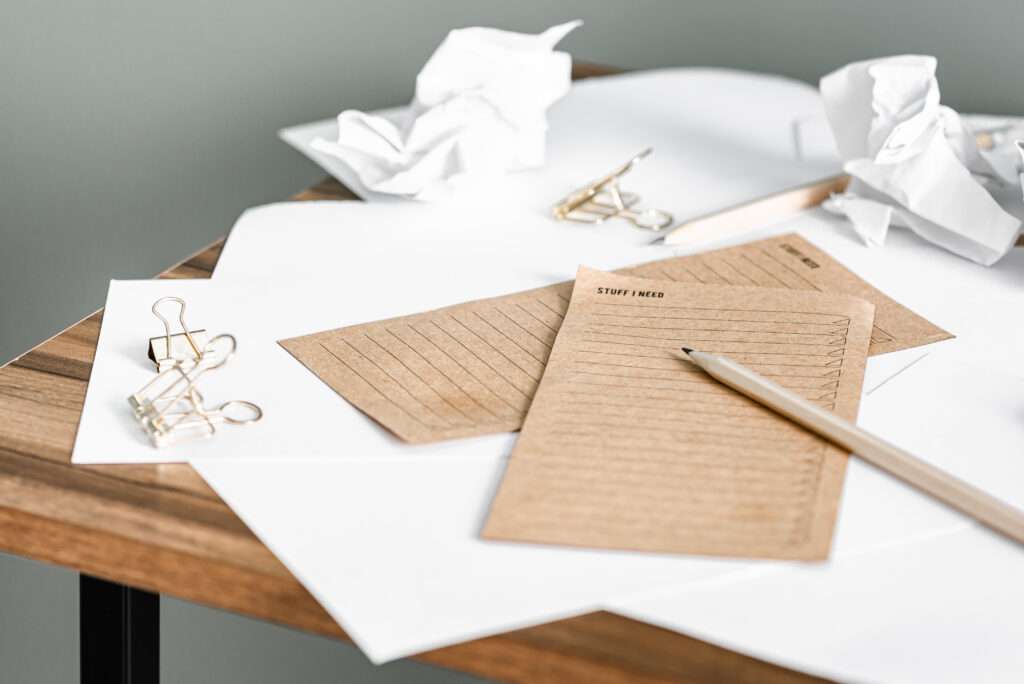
xmin=820 ymin=55 xmax=1024 ymax=265
xmin=310 ymin=20 xmax=581 ymax=201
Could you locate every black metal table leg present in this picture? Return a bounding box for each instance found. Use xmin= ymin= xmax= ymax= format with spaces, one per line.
xmin=80 ymin=574 xmax=159 ymax=684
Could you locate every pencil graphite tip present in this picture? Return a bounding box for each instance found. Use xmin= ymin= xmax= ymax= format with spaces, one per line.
xmin=679 ymin=346 xmax=694 ymax=356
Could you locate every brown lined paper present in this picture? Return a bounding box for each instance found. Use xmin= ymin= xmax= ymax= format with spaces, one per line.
xmin=280 ymin=283 xmax=574 ymax=442
xmin=481 ymin=267 xmax=875 ymax=560
xmin=624 ymin=234 xmax=947 ymax=353
xmin=280 ymin=233 xmax=948 ymax=443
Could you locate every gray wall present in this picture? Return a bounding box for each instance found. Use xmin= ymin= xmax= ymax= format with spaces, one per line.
xmin=1 ymin=1 xmax=1019 ymax=681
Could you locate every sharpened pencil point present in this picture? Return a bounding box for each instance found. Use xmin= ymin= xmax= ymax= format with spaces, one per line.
xmin=680 ymin=346 xmax=693 ymax=355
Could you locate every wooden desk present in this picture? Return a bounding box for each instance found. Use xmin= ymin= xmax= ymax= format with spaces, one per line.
xmin=0 ymin=64 xmax=824 ymax=684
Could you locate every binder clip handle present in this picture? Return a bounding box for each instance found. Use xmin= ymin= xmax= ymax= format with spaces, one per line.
xmin=552 ymin=148 xmax=674 ymax=232
xmin=215 ymin=400 xmax=263 ymax=425
xmin=619 ymin=206 xmax=674 ymax=231
xmin=149 ymin=297 xmax=208 ymax=371
xmin=152 ymin=297 xmax=201 ymax=358
xmin=198 ymin=334 xmax=238 ymax=371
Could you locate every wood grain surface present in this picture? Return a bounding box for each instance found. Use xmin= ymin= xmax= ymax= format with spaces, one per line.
xmin=0 ymin=62 xmax=826 ymax=683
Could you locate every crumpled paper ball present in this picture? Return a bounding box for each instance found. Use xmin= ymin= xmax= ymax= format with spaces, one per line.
xmin=820 ymin=55 xmax=1023 ymax=265
xmin=311 ymin=20 xmax=581 ymax=201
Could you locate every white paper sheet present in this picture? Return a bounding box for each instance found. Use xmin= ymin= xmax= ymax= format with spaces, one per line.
xmin=858 ymin=351 xmax=1024 ymax=512
xmin=177 ymin=199 xmax=1024 ymax=666
xmin=212 ymin=199 xmax=666 ymax=282
xmin=133 ymin=196 xmax=1024 ymax=666
xmin=74 ymin=278 xmax=358 ymax=464
xmin=279 ymin=68 xmax=840 ymax=225
xmin=190 ymin=410 xmax=974 ymax=666
xmin=185 ymin=336 xmax=1024 ymax=663
xmin=823 ymin=346 xmax=1024 ymax=553
xmin=186 ymin=421 xmax=976 ymax=663
xmin=610 ymin=525 xmax=1024 ymax=684
xmin=611 ymin=351 xmax=1024 ymax=682
xmin=191 ymin=453 xmax=755 ymax=664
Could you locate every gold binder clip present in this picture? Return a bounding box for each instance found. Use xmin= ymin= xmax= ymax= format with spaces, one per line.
xmin=130 ymin=331 xmax=262 ymax=447
xmin=148 ymin=297 xmax=208 ymax=372
xmin=552 ymin=148 xmax=674 ymax=231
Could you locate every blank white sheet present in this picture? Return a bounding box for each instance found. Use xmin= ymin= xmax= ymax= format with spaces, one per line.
xmin=168 ymin=200 xmax=1024 ymax=666
xmin=189 ymin=429 xmax=970 ymax=666
xmin=612 ymin=352 xmax=1024 ymax=682
xmin=858 ymin=351 xmax=1024 ymax=512
xmin=277 ymin=68 xmax=840 ymax=221
xmin=187 ymin=346 xmax=1024 ymax=663
xmin=610 ymin=525 xmax=1024 ymax=684
xmin=194 ymin=348 xmax=1024 ymax=667
xmin=191 ymin=453 xmax=754 ymax=664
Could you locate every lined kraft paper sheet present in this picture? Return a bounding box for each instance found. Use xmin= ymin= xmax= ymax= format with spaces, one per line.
xmin=481 ymin=268 xmax=876 ymax=560
xmin=280 ymin=233 xmax=948 ymax=443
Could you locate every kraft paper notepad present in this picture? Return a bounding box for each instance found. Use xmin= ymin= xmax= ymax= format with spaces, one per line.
xmin=280 ymin=234 xmax=947 ymax=443
xmin=481 ymin=267 xmax=876 ymax=560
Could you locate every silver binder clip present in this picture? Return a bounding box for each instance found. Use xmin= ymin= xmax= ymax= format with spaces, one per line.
xmin=552 ymin=148 xmax=674 ymax=231
xmin=148 ymin=297 xmax=208 ymax=372
xmin=129 ymin=332 xmax=262 ymax=447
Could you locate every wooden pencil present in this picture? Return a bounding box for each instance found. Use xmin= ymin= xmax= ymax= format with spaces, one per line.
xmin=657 ymin=175 xmax=850 ymax=247
xmin=679 ymin=346 xmax=1024 ymax=546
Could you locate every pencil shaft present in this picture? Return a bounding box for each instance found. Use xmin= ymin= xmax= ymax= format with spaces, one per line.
xmin=663 ymin=175 xmax=849 ymax=247
xmin=687 ymin=350 xmax=1024 ymax=546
